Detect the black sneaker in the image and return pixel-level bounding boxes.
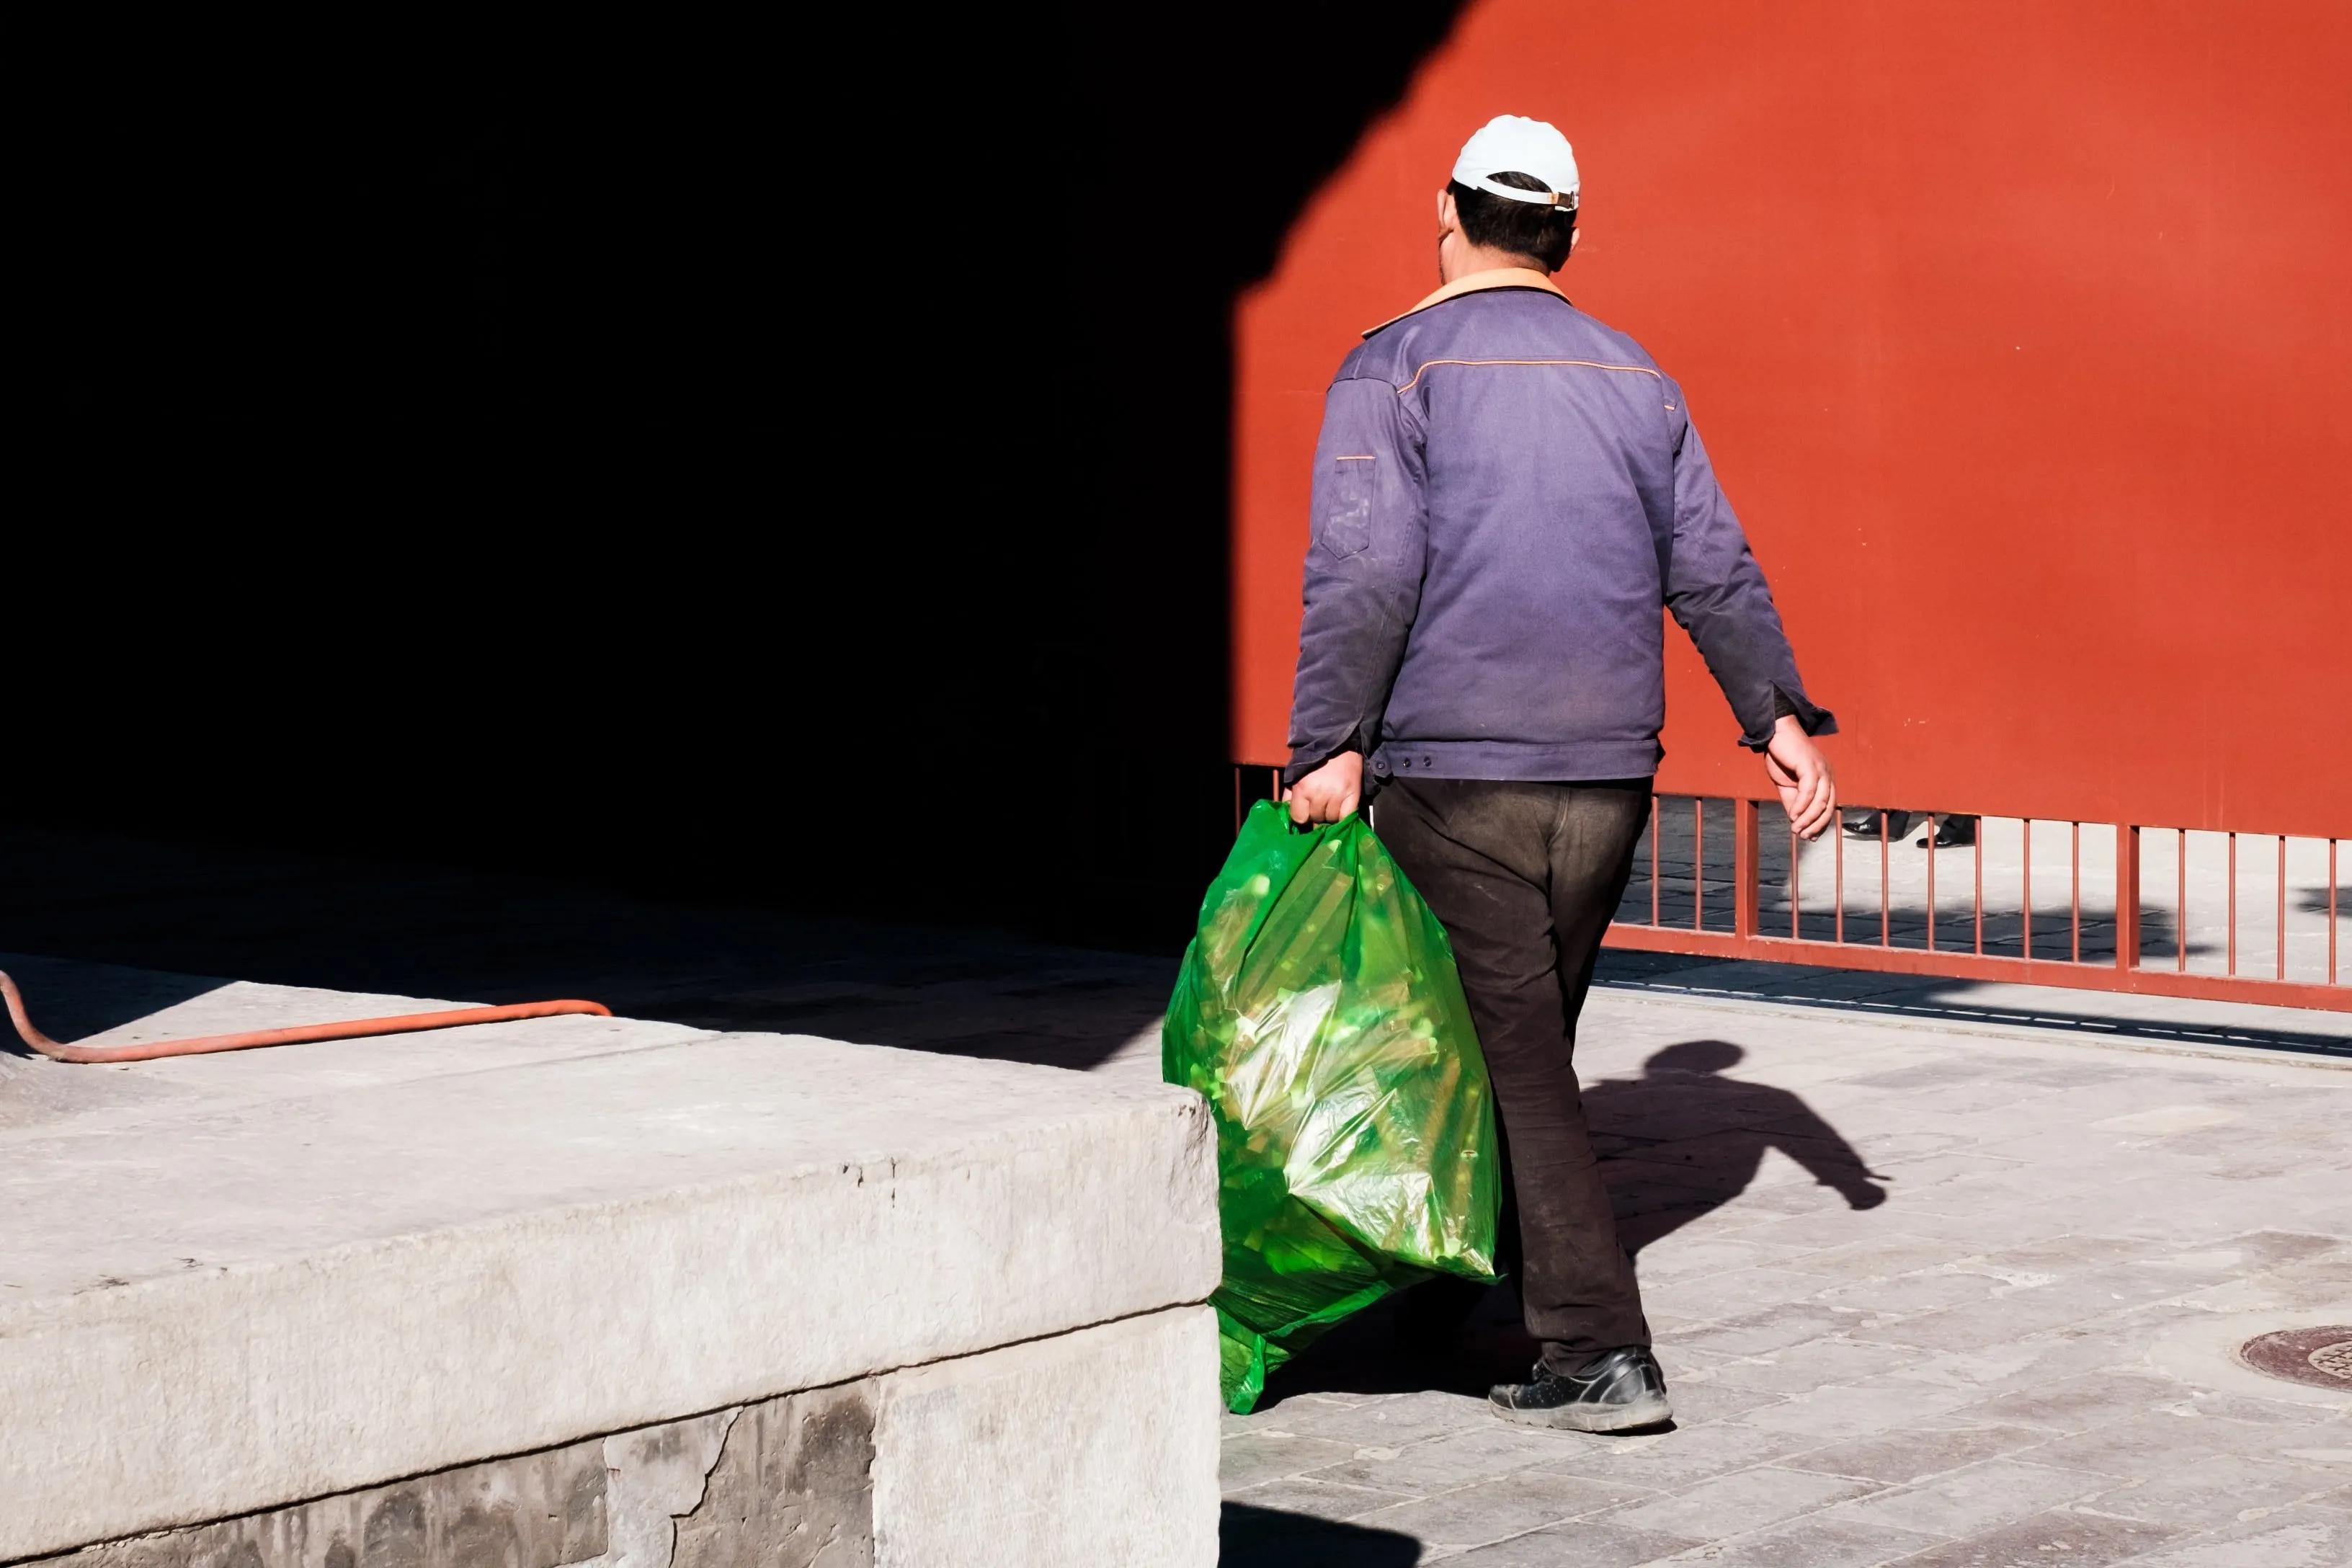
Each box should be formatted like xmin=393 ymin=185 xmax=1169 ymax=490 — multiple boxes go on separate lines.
xmin=1490 ymin=1348 xmax=1672 ymax=1432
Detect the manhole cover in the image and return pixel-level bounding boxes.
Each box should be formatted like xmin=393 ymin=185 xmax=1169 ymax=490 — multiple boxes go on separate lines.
xmin=2240 ymin=1327 xmax=2352 ymax=1391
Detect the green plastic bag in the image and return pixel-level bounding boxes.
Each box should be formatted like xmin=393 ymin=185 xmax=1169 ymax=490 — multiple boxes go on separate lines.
xmin=1164 ymin=799 xmax=1500 ymax=1412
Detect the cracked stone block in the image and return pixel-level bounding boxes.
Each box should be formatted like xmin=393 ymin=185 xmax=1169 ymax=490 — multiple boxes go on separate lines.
xmin=674 ymin=1383 xmax=877 ymax=1568
xmin=24 ymin=1439 xmax=608 ymax=1568
xmin=24 ymin=1313 xmax=1213 ymax=1568
xmin=1 ymin=1016 xmax=1216 ymax=1563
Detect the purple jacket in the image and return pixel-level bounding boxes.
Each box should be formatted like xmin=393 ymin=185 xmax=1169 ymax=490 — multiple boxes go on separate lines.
xmin=1285 ymin=270 xmax=1832 ymax=788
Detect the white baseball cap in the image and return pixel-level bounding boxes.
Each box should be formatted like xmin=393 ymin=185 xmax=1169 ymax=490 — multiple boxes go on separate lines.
xmin=1451 ymin=115 xmax=1579 ymax=212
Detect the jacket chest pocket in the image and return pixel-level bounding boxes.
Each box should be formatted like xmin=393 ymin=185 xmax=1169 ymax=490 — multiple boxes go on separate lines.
xmin=1319 ymin=457 xmax=1376 ymax=558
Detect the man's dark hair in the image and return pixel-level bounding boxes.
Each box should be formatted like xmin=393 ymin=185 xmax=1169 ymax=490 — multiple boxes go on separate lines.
xmin=1448 ymin=169 xmax=1577 ymax=272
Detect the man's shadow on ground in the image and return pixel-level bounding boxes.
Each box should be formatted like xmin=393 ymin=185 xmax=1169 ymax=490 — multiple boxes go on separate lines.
xmin=1259 ymin=1038 xmax=1887 ymax=1406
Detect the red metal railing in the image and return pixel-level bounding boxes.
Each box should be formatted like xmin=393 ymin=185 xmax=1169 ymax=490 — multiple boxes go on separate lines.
xmin=1604 ymin=794 xmax=2346 ymax=1012
xmin=1234 ymin=769 xmax=2348 ymax=1013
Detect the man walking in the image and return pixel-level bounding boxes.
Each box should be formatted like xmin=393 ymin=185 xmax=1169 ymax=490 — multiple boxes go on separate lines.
xmin=1283 ymin=115 xmax=1838 ymax=1431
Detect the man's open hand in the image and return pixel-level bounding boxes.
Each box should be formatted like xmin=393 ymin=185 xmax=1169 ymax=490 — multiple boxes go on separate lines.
xmin=1286 ymin=752 xmax=1363 ymax=824
xmin=1764 ymin=716 xmax=1837 ymax=839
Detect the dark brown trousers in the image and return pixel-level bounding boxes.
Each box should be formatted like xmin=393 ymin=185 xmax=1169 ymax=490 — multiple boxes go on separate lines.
xmin=1371 ymin=775 xmax=1652 ymax=1369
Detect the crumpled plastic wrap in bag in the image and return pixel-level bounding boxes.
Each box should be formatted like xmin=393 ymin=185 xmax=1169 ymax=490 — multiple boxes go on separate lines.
xmin=1164 ymin=799 xmax=1500 ymax=1412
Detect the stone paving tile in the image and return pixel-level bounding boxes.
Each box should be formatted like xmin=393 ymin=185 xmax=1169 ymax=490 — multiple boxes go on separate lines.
xmin=1848 ymin=1128 xmax=1974 ymax=1160
xmin=2138 ymin=1230 xmax=2346 ymax=1281
xmin=1300 ymin=1423 xmax=1590 ymax=1493
xmin=1221 ymin=1473 xmax=1420 ymax=1522
xmin=1995 ymin=1414 xmax=2224 ymax=1479
xmin=1813 ymin=1267 xmax=2013 ymax=1319
xmin=2115 ymin=1504 xmax=2348 ymax=1566
xmin=2044 ymin=1195 xmax=2322 ymax=1252
xmin=1662 ymin=1379 xmax=1791 ymax=1427
xmin=1736 ymin=1377 xmax=1980 ymax=1441
xmin=1646 ymin=1208 xmax=1793 ymax=1250
xmin=1353 ymin=1471 xmax=1663 ymax=1555
xmin=1883 ymin=1321 xmax=2178 ymax=1398
xmin=1768 ymin=1232 xmax=1982 ymax=1280
xmin=1870 ymin=1202 xmax=2095 ymax=1251
xmin=2169 ymin=1387 xmax=2352 ymax=1428
xmin=1962 ymin=1232 xmax=2172 ymax=1274
xmin=1843 ymin=1273 xmax=2184 ymax=1352
xmin=1597 ymin=1465 xmax=1882 ymax=1540
xmin=1722 ymin=1212 xmax=1951 ymax=1255
xmin=1825 ymin=1457 xmax=2110 ymax=1536
xmin=1261 ymin=1389 xmax=1493 ymax=1446
xmin=1676 ymin=1304 xmax=1856 ymax=1358
xmin=1651 ymin=1342 xmax=1739 ymax=1383
xmin=1642 ymin=1266 xmax=1842 ymax=1319
xmin=1649 ymin=1515 xmax=1946 ymax=1566
xmin=2276 ymin=1435 xmax=2352 ymax=1471
xmin=1777 ymin=1422 xmax=2054 ymax=1484
xmin=2206 ymin=1251 xmax=2352 ymax=1312
xmin=1448 ymin=1520 xmax=1701 ymax=1566
xmin=1536 ymin=1422 xmax=1827 ymax=1490
xmin=1877 ymin=1507 xmax=2182 ymax=1567
xmin=2080 ymin=1452 xmax=2347 ymax=1527
xmin=1229 ymin=1391 xmax=1377 ymax=1431
xmin=1709 ymin=1180 xmax=1871 ymax=1221
xmin=1697 ymin=1337 xmax=1924 ymax=1394
xmin=1634 ymin=1237 xmax=1819 ymax=1281
xmin=1218 ymin=1430 xmax=1361 ymax=1490
xmin=1857 ymin=1152 xmax=2028 ymax=1189
xmin=1943 ymin=1370 xmax=2188 ymax=1434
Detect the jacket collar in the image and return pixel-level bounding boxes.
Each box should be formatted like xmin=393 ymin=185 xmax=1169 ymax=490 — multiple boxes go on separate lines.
xmin=1363 ymin=267 xmax=1569 ymax=338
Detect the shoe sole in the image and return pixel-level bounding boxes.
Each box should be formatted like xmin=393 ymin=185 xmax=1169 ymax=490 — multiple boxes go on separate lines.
xmin=1489 ymin=1391 xmax=1673 ymax=1433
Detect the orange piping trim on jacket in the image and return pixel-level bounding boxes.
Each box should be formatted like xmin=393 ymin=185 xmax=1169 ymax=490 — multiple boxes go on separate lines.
xmin=1395 ymin=357 xmax=1664 ymax=396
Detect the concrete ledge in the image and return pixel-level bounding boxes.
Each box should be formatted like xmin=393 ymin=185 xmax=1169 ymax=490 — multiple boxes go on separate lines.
xmin=1 ymin=979 xmax=1219 ymax=1562
xmin=24 ymin=1307 xmax=1219 ymax=1568
xmin=872 ymin=1307 xmax=1219 ymax=1567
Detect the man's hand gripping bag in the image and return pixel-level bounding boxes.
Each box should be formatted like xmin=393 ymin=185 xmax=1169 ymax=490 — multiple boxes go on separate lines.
xmin=1164 ymin=800 xmax=1500 ymax=1412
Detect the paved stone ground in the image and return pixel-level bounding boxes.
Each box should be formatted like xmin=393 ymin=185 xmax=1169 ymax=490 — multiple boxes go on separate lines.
xmin=4 ymin=821 xmax=2347 ymax=1566
xmin=1211 ymin=986 xmax=2352 ymax=1567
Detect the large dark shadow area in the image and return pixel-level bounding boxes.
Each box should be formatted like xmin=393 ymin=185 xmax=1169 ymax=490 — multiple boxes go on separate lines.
xmin=1258 ymin=1039 xmax=1884 ymax=1407
xmin=1220 ymin=1503 xmax=1420 ymax=1567
xmin=16 ymin=8 xmax=1467 ymax=952
xmin=0 ymin=822 xmax=1176 ymax=1073
xmin=0 ymin=954 xmax=226 ymax=1054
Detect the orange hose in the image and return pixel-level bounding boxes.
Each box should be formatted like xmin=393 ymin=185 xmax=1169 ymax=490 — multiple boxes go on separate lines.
xmin=0 ymin=968 xmax=612 ymax=1064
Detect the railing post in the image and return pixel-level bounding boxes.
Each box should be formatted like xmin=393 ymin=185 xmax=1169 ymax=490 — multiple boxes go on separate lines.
xmin=1734 ymin=798 xmax=1760 ymax=941
xmin=2116 ymin=823 xmax=2141 ymax=974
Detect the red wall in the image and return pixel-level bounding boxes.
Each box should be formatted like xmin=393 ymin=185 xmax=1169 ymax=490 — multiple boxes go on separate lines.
xmin=1233 ymin=0 xmax=2351 ymax=837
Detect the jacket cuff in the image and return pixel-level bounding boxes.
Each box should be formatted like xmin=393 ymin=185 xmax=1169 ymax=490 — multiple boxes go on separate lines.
xmin=1747 ymin=685 xmax=1838 ymax=750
